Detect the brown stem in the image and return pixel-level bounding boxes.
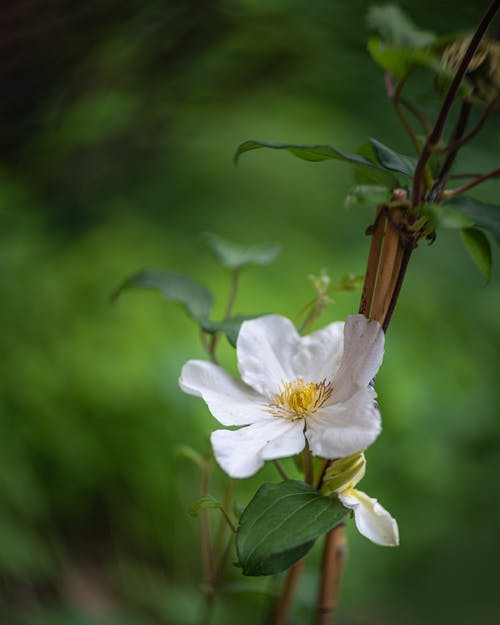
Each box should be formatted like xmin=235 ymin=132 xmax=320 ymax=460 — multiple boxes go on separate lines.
xmin=303 ymin=444 xmax=314 ymax=486
xmin=371 ymin=207 xmax=404 ymax=323
xmin=359 ymin=207 xmax=385 ymax=318
xmin=382 ymin=235 xmax=416 ymax=332
xmin=208 ymin=268 xmax=241 ymax=362
xmin=269 ymin=559 xmax=306 ymax=625
xmin=438 ymin=94 xmax=499 ymax=155
xmin=273 ymin=460 xmax=289 ymax=481
xmin=444 ymin=166 xmax=500 ymax=197
xmin=316 ymin=525 xmax=346 ymax=625
xmin=430 ymin=101 xmax=472 ymax=201
xmin=412 ymin=0 xmax=500 ymax=206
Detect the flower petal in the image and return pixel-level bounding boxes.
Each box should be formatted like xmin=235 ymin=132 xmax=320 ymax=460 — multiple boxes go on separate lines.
xmin=291 ymin=321 xmax=344 ymax=382
xmin=339 ymin=488 xmax=399 ymax=546
xmin=211 ymin=419 xmax=305 ymax=479
xmin=179 ymin=360 xmax=269 ymax=426
xmin=237 ymin=315 xmax=301 ymax=397
xmin=332 ymin=314 xmax=384 ymax=404
xmin=305 ymin=387 xmax=381 ymax=458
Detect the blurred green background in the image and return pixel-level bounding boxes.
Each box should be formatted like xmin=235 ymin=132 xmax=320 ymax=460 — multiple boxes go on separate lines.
xmin=1 ymin=1 xmax=499 ymax=624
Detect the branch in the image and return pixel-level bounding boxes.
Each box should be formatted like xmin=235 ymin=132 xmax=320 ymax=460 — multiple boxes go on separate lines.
xmin=444 ymin=166 xmax=500 ymax=197
xmin=412 ymin=0 xmax=500 ymax=206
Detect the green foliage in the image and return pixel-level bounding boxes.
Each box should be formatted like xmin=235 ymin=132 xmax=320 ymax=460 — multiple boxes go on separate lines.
xmin=234 ymin=140 xmax=399 ymax=188
xmin=201 ymin=315 xmax=265 ymax=347
xmin=236 ymin=481 xmax=347 ymax=576
xmin=345 ymin=184 xmax=390 ymax=210
xmin=446 ymin=196 xmax=500 ymax=245
xmin=204 ymin=232 xmax=280 ymax=270
xmin=354 ymin=141 xmax=401 ymax=187
xmin=189 ymin=495 xmax=223 ymax=517
xmin=367 ymin=5 xmax=435 ymax=49
xmin=366 ymin=4 xmax=473 ymax=97
xmin=369 ymin=138 xmax=416 ymax=178
xmin=460 ymin=228 xmax=492 ymax=282
xmin=112 ymin=270 xmax=213 ymax=323
xmin=422 ymin=203 xmax=474 ymax=230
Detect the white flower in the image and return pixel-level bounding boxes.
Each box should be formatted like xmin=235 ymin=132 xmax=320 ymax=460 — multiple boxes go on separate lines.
xmin=179 ymin=313 xmax=384 ymax=479
xmin=323 ymin=452 xmax=399 ymax=547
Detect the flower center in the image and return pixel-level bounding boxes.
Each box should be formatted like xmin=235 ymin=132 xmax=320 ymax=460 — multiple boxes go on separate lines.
xmin=267 ymin=377 xmax=333 ymax=420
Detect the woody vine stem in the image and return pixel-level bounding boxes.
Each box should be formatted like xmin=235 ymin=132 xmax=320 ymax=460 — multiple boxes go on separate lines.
xmin=269 ymin=2 xmax=500 ymax=624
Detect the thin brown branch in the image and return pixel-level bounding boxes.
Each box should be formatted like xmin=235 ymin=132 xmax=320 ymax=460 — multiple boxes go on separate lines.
xmin=412 ymin=0 xmax=500 ymax=206
xmin=444 ymin=166 xmax=500 ymax=197
xmin=303 ymin=444 xmax=314 ymax=486
xmin=430 ymin=101 xmax=472 ymax=201
xmin=269 ymin=559 xmax=306 ymax=625
xmin=316 ymin=525 xmax=346 ymax=625
xmin=273 ymin=460 xmax=289 ymax=481
xmin=438 ymin=94 xmax=499 ymax=155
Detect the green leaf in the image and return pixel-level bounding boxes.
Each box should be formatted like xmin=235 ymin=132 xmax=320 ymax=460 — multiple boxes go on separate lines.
xmin=369 ymin=139 xmax=416 ymax=178
xmin=234 ymin=140 xmax=399 ymax=188
xmin=189 ymin=495 xmax=223 ymax=518
xmin=345 ymin=185 xmax=390 ymax=210
xmin=201 ymin=314 xmax=266 ymax=347
xmin=204 ymin=232 xmax=280 ymax=270
xmin=445 ymin=196 xmax=500 ymax=245
xmin=422 ymin=203 xmax=474 ymax=230
xmin=112 ymin=270 xmax=213 ymax=322
xmin=367 ymin=5 xmax=435 ymax=49
xmin=367 ymin=38 xmax=473 ymax=97
xmin=461 ymin=228 xmax=492 ymax=282
xmin=354 ymin=142 xmax=400 ymax=188
xmin=236 ymin=480 xmax=347 ymax=576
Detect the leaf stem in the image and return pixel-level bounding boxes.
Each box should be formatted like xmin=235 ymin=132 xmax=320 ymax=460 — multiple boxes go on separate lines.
xmin=411 ymin=0 xmax=500 ymax=206
xmin=303 ymin=444 xmax=314 ymax=486
xmin=207 ymin=268 xmax=241 ymax=361
xmin=273 ymin=460 xmax=289 ymax=481
xmin=443 ymin=166 xmax=500 ymax=197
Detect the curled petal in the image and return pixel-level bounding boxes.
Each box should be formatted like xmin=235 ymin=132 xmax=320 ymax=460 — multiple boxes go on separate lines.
xmin=237 ymin=315 xmax=301 ymax=398
xmin=211 ymin=419 xmax=305 ymax=479
xmin=179 ymin=360 xmax=268 ymax=426
xmin=305 ymin=387 xmax=381 ymax=459
xmin=332 ymin=314 xmax=384 ymax=404
xmin=291 ymin=321 xmax=344 ymax=382
xmin=339 ymin=488 xmax=399 ymax=547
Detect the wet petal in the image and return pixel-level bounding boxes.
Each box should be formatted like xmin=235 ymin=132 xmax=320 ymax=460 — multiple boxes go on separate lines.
xmin=339 ymin=488 xmax=399 ymax=546
xmin=305 ymin=387 xmax=381 ymax=458
xmin=211 ymin=419 xmax=305 ymax=479
xmin=179 ymin=360 xmax=268 ymax=426
xmin=332 ymin=314 xmax=384 ymax=404
xmin=237 ymin=315 xmax=301 ymax=397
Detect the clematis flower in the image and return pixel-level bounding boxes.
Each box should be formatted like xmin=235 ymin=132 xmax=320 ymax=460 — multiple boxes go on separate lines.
xmin=322 ymin=452 xmax=399 ymax=547
xmin=179 ymin=313 xmax=384 ymax=479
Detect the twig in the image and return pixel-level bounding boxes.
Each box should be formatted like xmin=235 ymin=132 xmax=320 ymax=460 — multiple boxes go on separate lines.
xmin=412 ymin=0 xmax=500 ymax=206
xmin=273 ymin=460 xmax=289 ymax=481
xmin=269 ymin=559 xmax=306 ymax=625
xmin=430 ymin=101 xmax=472 ymax=201
xmin=444 ymin=166 xmax=500 ymax=197
xmin=303 ymin=444 xmax=314 ymax=486
xmin=316 ymin=525 xmax=346 ymax=625
xmin=208 ymin=268 xmax=241 ymax=361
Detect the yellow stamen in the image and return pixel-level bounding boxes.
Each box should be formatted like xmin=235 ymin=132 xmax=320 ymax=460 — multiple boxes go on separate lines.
xmin=266 ymin=377 xmax=333 ymax=420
